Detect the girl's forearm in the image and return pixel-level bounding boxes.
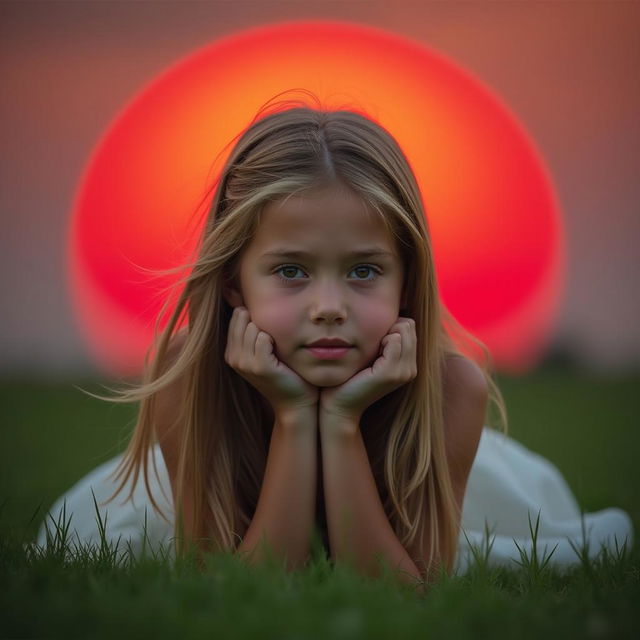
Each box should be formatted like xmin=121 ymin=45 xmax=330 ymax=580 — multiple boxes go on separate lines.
xmin=236 ymin=407 xmax=317 ymax=571
xmin=319 ymin=414 xmax=424 ymax=589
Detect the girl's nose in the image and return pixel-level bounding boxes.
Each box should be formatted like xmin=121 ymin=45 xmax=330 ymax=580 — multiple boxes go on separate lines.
xmin=309 ymin=281 xmax=347 ymax=323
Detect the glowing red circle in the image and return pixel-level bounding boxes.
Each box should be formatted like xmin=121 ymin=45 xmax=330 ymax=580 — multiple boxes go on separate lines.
xmin=69 ymin=20 xmax=565 ymax=376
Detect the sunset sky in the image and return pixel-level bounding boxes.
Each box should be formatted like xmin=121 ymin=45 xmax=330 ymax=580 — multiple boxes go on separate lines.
xmin=1 ymin=0 xmax=638 ymax=375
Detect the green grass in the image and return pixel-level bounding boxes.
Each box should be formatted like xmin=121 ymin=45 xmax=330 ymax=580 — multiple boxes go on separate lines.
xmin=1 ymin=366 xmax=639 ymax=638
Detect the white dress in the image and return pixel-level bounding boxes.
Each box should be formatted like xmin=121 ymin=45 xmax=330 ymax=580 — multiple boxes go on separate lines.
xmin=34 ymin=427 xmax=634 ymax=575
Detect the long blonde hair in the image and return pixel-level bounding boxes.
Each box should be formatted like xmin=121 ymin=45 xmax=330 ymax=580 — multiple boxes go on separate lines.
xmin=92 ymin=91 xmax=508 ymax=577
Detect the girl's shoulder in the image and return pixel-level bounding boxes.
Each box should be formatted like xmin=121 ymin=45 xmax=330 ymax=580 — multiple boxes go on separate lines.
xmin=441 ymin=353 xmax=488 ymax=465
xmin=442 ymin=353 xmax=488 ymax=400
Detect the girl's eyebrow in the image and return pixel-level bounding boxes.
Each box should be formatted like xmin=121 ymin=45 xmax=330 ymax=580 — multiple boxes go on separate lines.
xmin=259 ymin=247 xmax=395 ymax=260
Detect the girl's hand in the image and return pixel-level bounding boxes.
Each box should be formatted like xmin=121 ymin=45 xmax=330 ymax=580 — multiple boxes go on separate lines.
xmin=224 ymin=306 xmax=319 ymax=417
xmin=319 ymin=317 xmax=418 ymax=426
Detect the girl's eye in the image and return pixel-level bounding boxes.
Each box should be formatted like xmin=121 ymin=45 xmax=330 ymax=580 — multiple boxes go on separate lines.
xmin=350 ymin=265 xmax=380 ymax=280
xmin=275 ymin=264 xmax=382 ymax=284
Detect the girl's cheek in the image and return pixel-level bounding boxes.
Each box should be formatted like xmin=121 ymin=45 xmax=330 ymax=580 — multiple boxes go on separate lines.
xmin=360 ymin=302 xmax=398 ymax=337
xmin=250 ymin=302 xmax=297 ymax=341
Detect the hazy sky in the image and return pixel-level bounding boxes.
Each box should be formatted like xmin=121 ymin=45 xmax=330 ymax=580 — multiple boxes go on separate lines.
xmin=1 ymin=0 xmax=638 ymax=375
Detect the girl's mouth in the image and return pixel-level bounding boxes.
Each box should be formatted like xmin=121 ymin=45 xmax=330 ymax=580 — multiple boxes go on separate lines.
xmin=306 ymin=346 xmax=352 ymax=360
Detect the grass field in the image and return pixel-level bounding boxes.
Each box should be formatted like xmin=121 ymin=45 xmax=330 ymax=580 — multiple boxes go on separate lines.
xmin=1 ymin=365 xmax=639 ymax=638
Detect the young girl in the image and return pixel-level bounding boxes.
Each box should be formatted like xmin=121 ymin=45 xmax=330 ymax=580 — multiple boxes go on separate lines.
xmin=36 ymin=95 xmax=633 ymax=586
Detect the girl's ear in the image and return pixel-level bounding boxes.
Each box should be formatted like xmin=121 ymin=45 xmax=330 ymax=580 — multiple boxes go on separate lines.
xmin=222 ymin=274 xmax=245 ymax=309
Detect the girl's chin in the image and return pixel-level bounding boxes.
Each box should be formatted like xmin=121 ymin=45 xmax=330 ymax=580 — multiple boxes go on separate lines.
xmin=305 ymin=376 xmax=352 ymax=388
xmin=291 ymin=365 xmax=358 ymax=388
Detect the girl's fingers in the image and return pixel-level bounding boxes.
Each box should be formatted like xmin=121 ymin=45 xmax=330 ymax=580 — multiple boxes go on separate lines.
xmin=399 ymin=323 xmax=411 ymax=359
xmin=385 ymin=333 xmax=402 ymax=348
xmin=229 ymin=307 xmax=251 ymax=364
xmin=256 ymin=331 xmax=274 ymax=365
xmin=398 ymin=321 xmax=417 ymax=377
xmin=392 ymin=319 xmax=416 ymax=357
xmin=383 ymin=322 xmax=416 ymax=378
xmin=231 ymin=307 xmax=247 ymax=350
xmin=392 ymin=333 xmax=403 ymax=358
xmin=381 ymin=333 xmax=401 ymax=363
xmin=226 ymin=308 xmax=239 ymax=363
xmin=243 ymin=321 xmax=259 ymax=356
xmin=232 ymin=308 xmax=269 ymax=370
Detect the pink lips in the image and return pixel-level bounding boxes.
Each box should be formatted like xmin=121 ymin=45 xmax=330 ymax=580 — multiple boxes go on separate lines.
xmin=306 ymin=346 xmax=352 ymax=360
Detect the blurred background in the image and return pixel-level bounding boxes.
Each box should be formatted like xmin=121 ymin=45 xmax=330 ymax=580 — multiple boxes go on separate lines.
xmin=1 ymin=0 xmax=638 ymax=377
xmin=0 ymin=1 xmax=638 ymax=541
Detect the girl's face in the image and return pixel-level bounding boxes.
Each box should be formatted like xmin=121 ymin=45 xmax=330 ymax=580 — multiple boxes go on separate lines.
xmin=224 ymin=182 xmax=406 ymax=388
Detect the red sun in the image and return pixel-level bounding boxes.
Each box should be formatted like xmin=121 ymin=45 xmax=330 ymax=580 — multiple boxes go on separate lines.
xmin=69 ymin=20 xmax=565 ymax=377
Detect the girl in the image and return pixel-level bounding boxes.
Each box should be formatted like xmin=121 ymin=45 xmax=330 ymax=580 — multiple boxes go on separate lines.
xmin=36 ymin=94 xmax=633 ymax=586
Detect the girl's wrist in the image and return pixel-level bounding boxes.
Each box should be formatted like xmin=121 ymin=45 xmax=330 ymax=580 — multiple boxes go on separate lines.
xmin=274 ymin=404 xmax=318 ymax=432
xmin=318 ymin=407 xmax=361 ymax=439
